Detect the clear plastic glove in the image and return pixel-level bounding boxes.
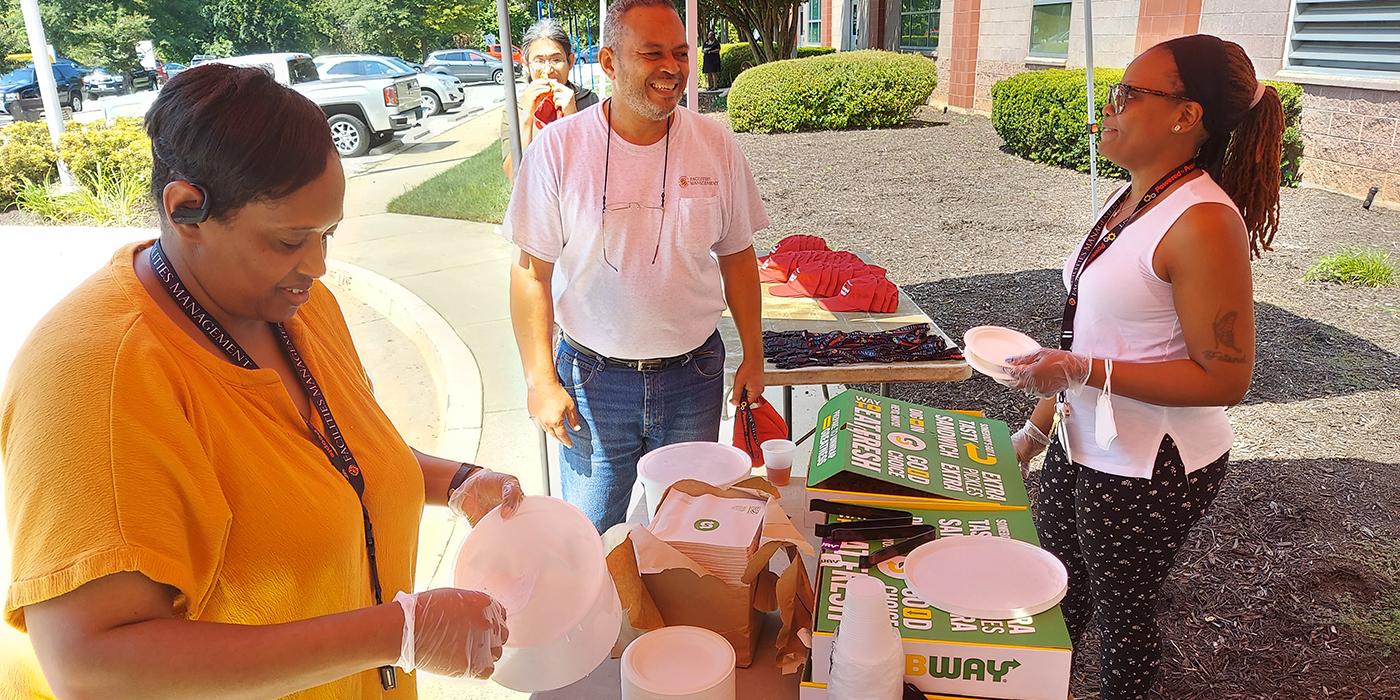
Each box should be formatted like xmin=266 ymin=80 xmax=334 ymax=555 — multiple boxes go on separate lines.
xmin=448 ymin=468 xmax=524 ymax=525
xmin=1004 ymin=349 xmax=1093 ymax=399
xmin=393 ymin=589 xmax=508 ymax=679
xmin=1012 ymin=420 xmax=1051 ymax=478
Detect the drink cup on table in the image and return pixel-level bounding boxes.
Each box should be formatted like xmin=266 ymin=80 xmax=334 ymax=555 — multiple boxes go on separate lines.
xmin=760 ymin=439 xmax=796 ymax=486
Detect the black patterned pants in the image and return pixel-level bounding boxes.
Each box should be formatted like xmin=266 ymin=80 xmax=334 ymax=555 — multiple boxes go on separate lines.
xmin=1034 ymin=435 xmax=1228 ymax=700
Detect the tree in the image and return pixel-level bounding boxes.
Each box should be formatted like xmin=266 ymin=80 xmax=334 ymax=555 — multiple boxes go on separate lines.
xmin=709 ymin=0 xmax=800 ymax=64
xmin=202 ymin=0 xmax=318 ymax=54
xmin=67 ymin=9 xmax=153 ymax=71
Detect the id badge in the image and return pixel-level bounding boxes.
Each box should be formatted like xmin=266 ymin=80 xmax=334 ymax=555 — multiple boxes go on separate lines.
xmin=1053 ymin=396 xmax=1072 ymax=465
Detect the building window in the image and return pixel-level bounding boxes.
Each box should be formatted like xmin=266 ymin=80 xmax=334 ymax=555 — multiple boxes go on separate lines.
xmin=807 ymin=0 xmax=823 ymax=46
xmin=900 ymin=0 xmax=940 ymax=53
xmin=1287 ymin=0 xmax=1400 ymax=79
xmin=1029 ymin=0 xmax=1072 ymax=58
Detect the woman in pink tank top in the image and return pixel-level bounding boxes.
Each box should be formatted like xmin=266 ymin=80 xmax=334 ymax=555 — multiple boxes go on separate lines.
xmin=1000 ymin=35 xmax=1286 ymax=700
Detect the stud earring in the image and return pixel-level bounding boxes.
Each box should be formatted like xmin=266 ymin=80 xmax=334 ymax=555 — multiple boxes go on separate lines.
xmin=1172 ymin=125 xmax=1182 ymax=133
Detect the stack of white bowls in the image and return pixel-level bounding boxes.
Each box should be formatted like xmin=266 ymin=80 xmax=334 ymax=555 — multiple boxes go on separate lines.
xmin=961 ymin=326 xmax=1042 ymax=382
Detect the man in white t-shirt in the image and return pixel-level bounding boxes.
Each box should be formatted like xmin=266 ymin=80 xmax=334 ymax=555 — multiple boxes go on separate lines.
xmin=503 ymin=0 xmax=769 ymax=532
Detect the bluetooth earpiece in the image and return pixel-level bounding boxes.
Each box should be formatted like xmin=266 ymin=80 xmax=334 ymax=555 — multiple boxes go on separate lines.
xmin=170 ymin=183 xmax=211 ymax=224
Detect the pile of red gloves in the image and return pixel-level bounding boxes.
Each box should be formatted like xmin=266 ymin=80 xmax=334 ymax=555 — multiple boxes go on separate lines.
xmin=757 ymin=234 xmax=898 ymax=313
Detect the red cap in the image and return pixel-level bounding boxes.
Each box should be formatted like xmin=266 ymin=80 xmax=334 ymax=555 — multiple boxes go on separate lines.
xmin=733 ymin=397 xmax=789 ymax=467
xmin=817 ymin=275 xmax=900 ymax=313
xmin=772 ymin=234 xmax=829 ymax=256
xmin=770 ymin=263 xmax=835 ymax=298
xmin=822 ymin=262 xmax=887 ymax=297
xmin=758 ymin=250 xmax=862 ymax=282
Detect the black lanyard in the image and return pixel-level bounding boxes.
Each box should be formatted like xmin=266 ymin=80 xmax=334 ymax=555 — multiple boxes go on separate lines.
xmin=1060 ymin=161 xmax=1197 ymax=351
xmin=148 ymin=241 xmax=398 ymax=691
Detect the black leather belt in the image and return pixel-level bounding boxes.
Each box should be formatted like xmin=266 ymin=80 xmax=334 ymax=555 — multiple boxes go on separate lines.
xmin=561 ymin=333 xmax=701 ymax=372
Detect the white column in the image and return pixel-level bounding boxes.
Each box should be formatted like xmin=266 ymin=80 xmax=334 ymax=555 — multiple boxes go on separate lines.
xmin=19 ymin=0 xmax=72 ymax=188
xmin=686 ymin=0 xmax=699 ymax=107
xmin=1083 ymin=0 xmax=1097 ymax=224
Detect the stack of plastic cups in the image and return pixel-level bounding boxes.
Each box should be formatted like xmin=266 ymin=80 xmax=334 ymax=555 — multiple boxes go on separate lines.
xmin=827 ymin=574 xmax=904 ymax=700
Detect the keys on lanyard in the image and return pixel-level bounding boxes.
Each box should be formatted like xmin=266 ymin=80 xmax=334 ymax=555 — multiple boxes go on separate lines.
xmin=148 ymin=241 xmax=398 ymax=691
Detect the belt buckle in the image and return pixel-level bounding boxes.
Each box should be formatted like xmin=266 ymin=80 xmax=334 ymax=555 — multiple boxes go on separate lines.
xmin=634 ymin=358 xmax=665 ymax=372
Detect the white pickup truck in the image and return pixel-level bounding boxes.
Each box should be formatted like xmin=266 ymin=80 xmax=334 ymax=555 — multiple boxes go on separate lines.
xmin=212 ymin=52 xmax=422 ymax=157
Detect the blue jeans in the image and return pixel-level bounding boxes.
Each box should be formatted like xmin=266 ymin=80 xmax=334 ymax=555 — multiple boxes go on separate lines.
xmin=556 ymin=331 xmax=726 ymax=533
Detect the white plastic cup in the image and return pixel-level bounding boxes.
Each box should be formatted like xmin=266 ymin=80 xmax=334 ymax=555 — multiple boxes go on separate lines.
xmin=835 ymin=574 xmax=898 ymax=655
xmin=759 ymin=438 xmax=796 ymax=486
xmin=638 ymin=442 xmax=754 ymax=520
xmin=621 ymin=626 xmax=737 ymax=700
xmin=829 ymin=574 xmax=903 ymax=700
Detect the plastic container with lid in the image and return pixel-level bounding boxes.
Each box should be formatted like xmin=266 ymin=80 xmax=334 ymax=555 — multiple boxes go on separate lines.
xmin=638 ymin=442 xmax=754 ymax=520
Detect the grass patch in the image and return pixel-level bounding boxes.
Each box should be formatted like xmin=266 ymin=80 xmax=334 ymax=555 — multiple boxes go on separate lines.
xmin=1340 ymin=547 xmax=1400 ymax=651
xmin=1305 ymin=249 xmax=1397 ymax=288
xmin=387 ymin=145 xmax=510 ymax=223
xmin=15 ymin=165 xmax=153 ymax=226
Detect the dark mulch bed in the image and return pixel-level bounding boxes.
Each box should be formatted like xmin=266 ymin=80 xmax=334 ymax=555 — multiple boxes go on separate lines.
xmin=731 ymin=107 xmax=1400 ymax=699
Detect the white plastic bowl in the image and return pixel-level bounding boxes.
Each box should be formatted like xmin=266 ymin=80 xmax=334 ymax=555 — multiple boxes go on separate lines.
xmin=638 ymin=442 xmax=754 ymax=520
xmin=622 ymin=626 xmax=737 ymax=700
xmin=454 ymin=496 xmax=621 ymax=692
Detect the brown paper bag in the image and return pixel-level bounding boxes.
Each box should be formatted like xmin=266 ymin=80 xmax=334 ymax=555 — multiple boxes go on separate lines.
xmin=605 ymin=478 xmax=815 ymax=671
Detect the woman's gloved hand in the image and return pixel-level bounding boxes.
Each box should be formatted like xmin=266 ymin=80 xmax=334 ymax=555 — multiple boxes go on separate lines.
xmin=448 ymin=468 xmax=524 ymax=525
xmin=393 ymin=589 xmax=508 ymax=679
xmin=1012 ymin=420 xmax=1051 ymax=479
xmin=1005 ymin=349 xmax=1093 ymax=398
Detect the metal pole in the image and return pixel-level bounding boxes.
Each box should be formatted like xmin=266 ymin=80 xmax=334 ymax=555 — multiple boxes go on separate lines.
xmin=499 ymin=0 xmax=523 ymax=173
xmin=686 ymin=0 xmax=698 ymax=107
xmin=1083 ymin=0 xmax=1097 ymax=224
xmin=19 ymin=0 xmax=72 ymax=188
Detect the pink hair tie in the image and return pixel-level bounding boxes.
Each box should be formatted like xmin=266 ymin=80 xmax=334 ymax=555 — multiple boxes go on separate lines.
xmin=1249 ymin=81 xmax=1266 ymax=109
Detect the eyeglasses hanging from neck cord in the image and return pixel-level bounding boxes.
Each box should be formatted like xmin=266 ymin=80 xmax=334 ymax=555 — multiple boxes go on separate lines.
xmin=600 ymin=98 xmax=673 ymax=272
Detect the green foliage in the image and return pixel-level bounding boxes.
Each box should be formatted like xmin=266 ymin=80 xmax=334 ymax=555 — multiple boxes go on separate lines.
xmin=15 ymin=163 xmax=153 ymax=226
xmin=201 ymin=37 xmax=235 ymax=60
xmin=388 ymin=144 xmax=510 ymax=223
xmin=202 ymin=0 xmax=319 ymax=54
xmin=703 ymin=42 xmax=835 ymax=89
xmin=1304 ymin=249 xmax=1397 ymax=288
xmin=729 ymin=50 xmax=937 ymax=134
xmin=991 ymin=69 xmax=1307 ymax=186
xmin=58 ymin=117 xmax=152 ymax=184
xmin=0 ymin=121 xmax=58 ymax=208
xmin=66 ymin=9 xmax=153 ymax=73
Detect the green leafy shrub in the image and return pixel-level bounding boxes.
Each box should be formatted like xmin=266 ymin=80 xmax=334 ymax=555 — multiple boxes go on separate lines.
xmin=701 ymin=43 xmax=837 ymax=89
xmin=59 ymin=117 xmax=152 ymax=183
xmin=15 ymin=163 xmax=153 ymax=226
xmin=729 ymin=51 xmax=937 ymax=134
xmin=990 ymin=68 xmax=1305 ymax=185
xmin=0 ymin=121 xmax=58 ymax=207
xmin=1304 ymin=249 xmax=1397 ymax=288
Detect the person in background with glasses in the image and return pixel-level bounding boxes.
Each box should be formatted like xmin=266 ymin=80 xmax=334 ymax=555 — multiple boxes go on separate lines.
xmin=501 ymin=19 xmax=601 ymax=177
xmin=1002 ymin=35 xmax=1284 ymax=699
xmin=504 ymin=0 xmax=769 ymax=533
xmin=1 ymin=64 xmax=523 ymax=698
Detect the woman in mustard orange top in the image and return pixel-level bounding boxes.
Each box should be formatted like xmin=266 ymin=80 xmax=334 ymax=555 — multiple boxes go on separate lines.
xmin=1 ymin=63 xmax=522 ymax=698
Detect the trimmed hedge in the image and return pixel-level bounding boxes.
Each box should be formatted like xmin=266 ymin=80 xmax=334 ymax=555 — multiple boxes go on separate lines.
xmin=0 ymin=121 xmax=57 ymax=207
xmin=58 ymin=117 xmax=152 ymax=184
xmin=729 ymin=50 xmax=937 ymax=134
xmin=700 ymin=43 xmax=837 ymax=89
xmin=990 ymin=68 xmax=1305 ymax=186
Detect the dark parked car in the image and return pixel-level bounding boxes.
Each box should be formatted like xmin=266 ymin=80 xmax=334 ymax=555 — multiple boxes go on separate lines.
xmin=1 ymin=63 xmax=85 ymax=120
xmin=81 ymin=66 xmax=156 ymax=99
xmin=423 ymin=48 xmax=519 ymax=84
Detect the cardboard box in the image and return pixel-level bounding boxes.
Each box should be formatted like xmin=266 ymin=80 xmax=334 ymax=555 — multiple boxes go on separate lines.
xmin=607 ymin=478 xmax=815 ymax=671
xmin=806 ymin=390 xmax=1029 ymax=510
xmin=799 ymin=662 xmax=966 ymax=700
xmin=811 ymin=505 xmax=1072 ymax=700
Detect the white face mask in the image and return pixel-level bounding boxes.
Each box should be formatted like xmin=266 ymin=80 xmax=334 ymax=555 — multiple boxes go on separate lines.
xmin=1095 ymin=358 xmax=1118 ymax=450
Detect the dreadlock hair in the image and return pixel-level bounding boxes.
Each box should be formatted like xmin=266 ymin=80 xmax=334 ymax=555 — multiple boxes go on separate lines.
xmin=1161 ymin=35 xmax=1284 ymax=259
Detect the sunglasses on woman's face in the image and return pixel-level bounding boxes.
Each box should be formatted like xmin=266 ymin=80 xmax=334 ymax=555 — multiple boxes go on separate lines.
xmin=1108 ymin=83 xmax=1190 ymax=114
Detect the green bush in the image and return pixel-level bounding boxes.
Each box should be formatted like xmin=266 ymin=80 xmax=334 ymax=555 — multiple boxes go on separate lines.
xmin=15 ymin=164 xmax=153 ymax=226
xmin=59 ymin=117 xmax=152 ymax=184
xmin=1304 ymin=249 xmax=1396 ymax=288
xmin=0 ymin=121 xmax=58 ymax=207
xmin=729 ymin=51 xmax=937 ymax=134
xmin=990 ymin=68 xmax=1305 ymax=186
xmin=701 ymin=43 xmax=837 ymax=89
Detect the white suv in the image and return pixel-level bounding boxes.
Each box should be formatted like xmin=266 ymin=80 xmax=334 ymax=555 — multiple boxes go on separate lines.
xmin=315 ymin=54 xmax=465 ymax=117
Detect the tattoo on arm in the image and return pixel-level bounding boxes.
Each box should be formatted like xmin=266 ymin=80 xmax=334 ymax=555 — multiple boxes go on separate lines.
xmin=1204 ymin=309 xmax=1247 ymax=364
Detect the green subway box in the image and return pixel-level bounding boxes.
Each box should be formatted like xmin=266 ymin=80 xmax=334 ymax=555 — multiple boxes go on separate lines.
xmin=810 ymin=506 xmax=1072 ymax=700
xmin=806 ymin=390 xmax=1029 ymax=510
